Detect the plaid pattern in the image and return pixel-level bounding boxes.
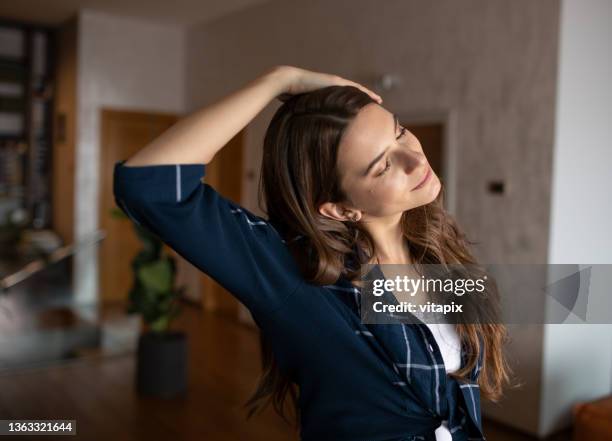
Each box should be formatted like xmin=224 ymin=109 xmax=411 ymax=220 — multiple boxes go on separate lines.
xmin=113 ymin=161 xmax=486 ymax=441
xmin=328 ymin=270 xmax=485 ymax=441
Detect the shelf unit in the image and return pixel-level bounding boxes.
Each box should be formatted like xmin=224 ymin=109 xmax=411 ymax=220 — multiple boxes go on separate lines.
xmin=0 ymin=19 xmax=55 ymax=230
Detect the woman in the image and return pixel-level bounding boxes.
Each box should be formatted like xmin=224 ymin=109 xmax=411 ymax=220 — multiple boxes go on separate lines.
xmin=113 ymin=65 xmax=510 ymax=441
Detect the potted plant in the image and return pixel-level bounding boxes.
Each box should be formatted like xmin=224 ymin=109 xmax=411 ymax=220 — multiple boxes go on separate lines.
xmin=111 ymin=208 xmax=188 ymax=399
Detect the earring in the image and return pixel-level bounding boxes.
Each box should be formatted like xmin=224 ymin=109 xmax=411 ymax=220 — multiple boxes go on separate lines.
xmin=343 ymin=210 xmax=360 ymax=223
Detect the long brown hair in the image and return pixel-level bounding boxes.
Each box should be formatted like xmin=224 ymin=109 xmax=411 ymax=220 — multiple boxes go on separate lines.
xmin=244 ymin=85 xmax=511 ymax=427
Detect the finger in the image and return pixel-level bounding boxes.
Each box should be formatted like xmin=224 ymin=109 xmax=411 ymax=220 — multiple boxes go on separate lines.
xmin=341 ymin=79 xmax=383 ymax=103
xmin=354 ymin=84 xmax=383 ymax=103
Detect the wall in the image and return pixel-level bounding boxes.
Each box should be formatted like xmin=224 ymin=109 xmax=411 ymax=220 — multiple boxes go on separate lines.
xmin=186 ymin=0 xmax=560 ymax=265
xmin=541 ymin=0 xmax=612 ymax=436
xmin=74 ymin=9 xmax=186 ymax=312
xmin=185 ymin=0 xmax=560 ymax=434
xmin=547 ymin=4 xmax=612 ymax=264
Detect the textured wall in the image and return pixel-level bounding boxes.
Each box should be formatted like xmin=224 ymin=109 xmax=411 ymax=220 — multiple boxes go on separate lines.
xmin=74 ymin=9 xmax=185 ymax=311
xmin=185 ymin=0 xmax=560 ymax=434
xmin=186 ymin=0 xmax=559 ymax=266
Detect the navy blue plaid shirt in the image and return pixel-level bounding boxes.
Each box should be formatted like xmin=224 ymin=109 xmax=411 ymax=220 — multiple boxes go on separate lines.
xmin=113 ymin=160 xmax=485 ymax=441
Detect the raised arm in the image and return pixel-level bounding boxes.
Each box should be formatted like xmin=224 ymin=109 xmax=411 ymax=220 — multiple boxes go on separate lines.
xmin=114 ymin=66 xmax=381 ymax=313
xmin=123 ymin=65 xmax=382 ymax=167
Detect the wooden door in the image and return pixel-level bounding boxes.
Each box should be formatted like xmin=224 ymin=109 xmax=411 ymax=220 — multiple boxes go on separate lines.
xmin=404 ymin=122 xmax=444 ymax=179
xmin=99 ymin=108 xmax=245 ymax=319
xmin=99 ymin=109 xmax=178 ymax=303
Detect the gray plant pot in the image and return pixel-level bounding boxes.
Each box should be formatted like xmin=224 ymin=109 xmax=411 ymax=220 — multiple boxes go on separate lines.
xmin=136 ymin=331 xmax=188 ymax=398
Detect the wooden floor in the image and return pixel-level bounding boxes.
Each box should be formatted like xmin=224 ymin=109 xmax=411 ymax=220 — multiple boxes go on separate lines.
xmin=0 ymin=304 xmax=298 ymax=441
xmin=0 ymin=303 xmax=572 ymax=441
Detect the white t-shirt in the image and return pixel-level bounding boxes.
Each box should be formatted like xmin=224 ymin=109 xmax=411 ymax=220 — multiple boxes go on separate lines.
xmin=425 ymin=322 xmax=462 ymax=441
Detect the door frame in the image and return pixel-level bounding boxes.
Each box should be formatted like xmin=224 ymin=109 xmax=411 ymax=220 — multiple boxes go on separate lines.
xmin=397 ymin=109 xmax=458 ymax=215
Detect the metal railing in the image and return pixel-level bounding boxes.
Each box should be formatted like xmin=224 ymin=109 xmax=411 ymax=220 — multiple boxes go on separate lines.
xmin=0 ymin=230 xmax=106 ymax=292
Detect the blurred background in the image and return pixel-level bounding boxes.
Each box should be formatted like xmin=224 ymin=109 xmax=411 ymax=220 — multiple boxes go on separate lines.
xmin=0 ymin=0 xmax=610 ymax=440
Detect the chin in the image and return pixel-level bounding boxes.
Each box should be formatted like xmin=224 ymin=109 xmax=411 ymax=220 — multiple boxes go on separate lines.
xmin=401 ymin=175 xmax=443 ymax=210
xmin=422 ymin=174 xmax=442 ymax=204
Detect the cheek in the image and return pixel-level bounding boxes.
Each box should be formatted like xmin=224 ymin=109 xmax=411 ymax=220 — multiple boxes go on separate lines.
xmin=377 ymin=173 xmax=410 ymax=198
xmin=348 ymin=172 xmax=437 ymax=216
xmin=362 ymin=175 xmax=410 ymax=208
xmin=370 ymin=172 xmax=439 ymax=213
xmin=347 ymin=186 xmax=390 ymax=211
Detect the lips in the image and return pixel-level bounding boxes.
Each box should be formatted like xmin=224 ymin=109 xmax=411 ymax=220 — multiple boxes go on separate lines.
xmin=411 ymin=167 xmax=431 ymax=191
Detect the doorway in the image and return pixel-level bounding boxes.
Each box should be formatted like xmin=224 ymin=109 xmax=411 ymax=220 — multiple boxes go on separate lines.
xmin=98 ymin=109 xmax=179 ymax=304
xmin=98 ymin=108 xmax=245 ymax=323
xmin=400 ymin=113 xmax=456 ymax=213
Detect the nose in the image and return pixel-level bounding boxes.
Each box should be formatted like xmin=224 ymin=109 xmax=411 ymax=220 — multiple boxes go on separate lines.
xmin=399 ymin=149 xmax=426 ymax=175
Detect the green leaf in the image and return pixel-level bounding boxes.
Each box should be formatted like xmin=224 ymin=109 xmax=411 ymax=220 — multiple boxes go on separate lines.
xmin=117 ymin=203 xmax=186 ymax=331
xmin=137 ymin=259 xmax=173 ymax=293
xmin=110 ymin=207 xmax=128 ymax=219
xmin=150 ymin=316 xmax=169 ymax=333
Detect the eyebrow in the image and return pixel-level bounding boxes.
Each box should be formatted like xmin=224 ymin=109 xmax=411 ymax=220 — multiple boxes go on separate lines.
xmin=362 ymin=114 xmax=399 ymax=177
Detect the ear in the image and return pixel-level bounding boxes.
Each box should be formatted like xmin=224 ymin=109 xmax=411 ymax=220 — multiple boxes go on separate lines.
xmin=319 ymin=201 xmax=360 ymax=222
xmin=318 ymin=201 xmax=347 ymax=221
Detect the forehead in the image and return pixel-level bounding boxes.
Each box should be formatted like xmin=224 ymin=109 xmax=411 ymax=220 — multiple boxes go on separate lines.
xmin=338 ymin=103 xmax=394 ymax=177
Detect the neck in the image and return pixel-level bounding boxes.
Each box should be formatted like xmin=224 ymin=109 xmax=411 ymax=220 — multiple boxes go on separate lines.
xmin=363 ymin=212 xmax=412 ymax=265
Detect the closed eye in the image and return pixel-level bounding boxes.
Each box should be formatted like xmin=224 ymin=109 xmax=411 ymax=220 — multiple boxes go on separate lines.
xmin=377 ymin=126 xmax=407 ymax=177
xmin=397 ymin=126 xmax=407 ymax=139
xmin=377 ymin=158 xmax=391 ymax=177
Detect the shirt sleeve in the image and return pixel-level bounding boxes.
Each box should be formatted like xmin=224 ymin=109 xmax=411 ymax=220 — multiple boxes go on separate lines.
xmin=112 ymin=159 xmax=304 ymax=313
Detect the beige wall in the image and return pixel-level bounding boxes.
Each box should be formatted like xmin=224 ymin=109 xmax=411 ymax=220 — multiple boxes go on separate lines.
xmin=74 ymin=9 xmax=186 ymax=311
xmin=185 ymin=0 xmax=560 ymax=434
xmin=186 ymin=0 xmax=560 ymax=265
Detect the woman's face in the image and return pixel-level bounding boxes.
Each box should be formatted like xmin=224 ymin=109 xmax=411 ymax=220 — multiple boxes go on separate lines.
xmin=326 ymin=103 xmax=441 ymax=221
